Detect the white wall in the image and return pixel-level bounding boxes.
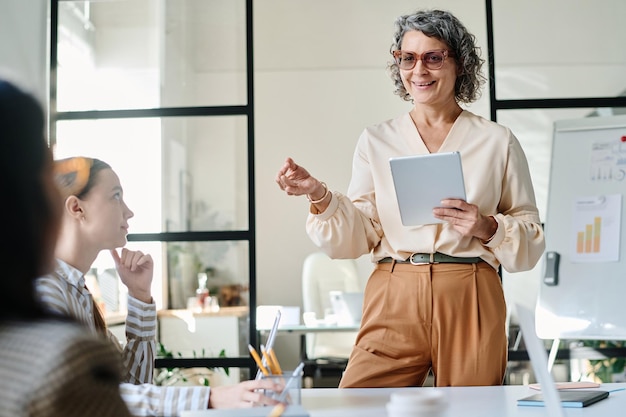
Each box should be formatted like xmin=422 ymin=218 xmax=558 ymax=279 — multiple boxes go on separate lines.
xmin=0 ymin=0 xmax=48 ymax=103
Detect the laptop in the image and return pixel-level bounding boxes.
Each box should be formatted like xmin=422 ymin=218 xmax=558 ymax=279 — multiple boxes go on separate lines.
xmin=515 ymin=303 xmax=609 ymax=411
xmin=389 ymin=152 xmax=466 ymax=226
xmin=329 ymin=291 xmax=363 ymax=326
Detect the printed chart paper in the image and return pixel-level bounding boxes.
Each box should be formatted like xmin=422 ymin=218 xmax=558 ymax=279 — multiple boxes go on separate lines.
xmin=570 ymin=194 xmax=621 ymax=262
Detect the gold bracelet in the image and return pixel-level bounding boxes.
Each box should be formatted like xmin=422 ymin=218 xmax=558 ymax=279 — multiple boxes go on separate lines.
xmin=481 ymin=217 xmax=498 ymax=244
xmin=307 ymin=182 xmax=329 ymax=204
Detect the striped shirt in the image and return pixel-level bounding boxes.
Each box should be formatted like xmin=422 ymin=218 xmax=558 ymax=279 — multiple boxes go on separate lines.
xmin=0 ymin=319 xmax=131 ymax=417
xmin=35 ymin=259 xmax=210 ymax=416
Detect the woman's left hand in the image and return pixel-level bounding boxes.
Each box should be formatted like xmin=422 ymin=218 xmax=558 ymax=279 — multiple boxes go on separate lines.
xmin=208 ymin=379 xmax=282 ymax=409
xmin=111 ymin=248 xmax=154 ymax=303
xmin=433 ymin=199 xmax=497 ymax=241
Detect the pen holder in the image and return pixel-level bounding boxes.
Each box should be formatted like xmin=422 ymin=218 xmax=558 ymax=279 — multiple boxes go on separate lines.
xmin=261 ymin=370 xmax=303 ymax=405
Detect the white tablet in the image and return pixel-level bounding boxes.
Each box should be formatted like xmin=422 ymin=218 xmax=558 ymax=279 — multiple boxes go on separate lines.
xmin=389 ymin=151 xmax=466 ymax=226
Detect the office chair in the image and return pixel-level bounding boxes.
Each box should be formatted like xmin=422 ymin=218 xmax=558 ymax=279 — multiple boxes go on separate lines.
xmin=301 ymin=252 xmax=361 ymax=387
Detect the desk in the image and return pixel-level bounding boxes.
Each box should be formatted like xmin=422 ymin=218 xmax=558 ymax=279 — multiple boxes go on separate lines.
xmin=159 ymin=307 xmax=248 ymax=356
xmin=180 ymin=384 xmax=626 ymax=416
xmin=301 ymin=384 xmax=626 ymax=416
xmin=258 ymin=324 xmax=360 ymax=387
xmin=257 ymin=324 xmax=360 ymax=336
xmin=257 ymin=324 xmax=359 ymax=359
xmin=158 ymin=307 xmax=249 ymax=385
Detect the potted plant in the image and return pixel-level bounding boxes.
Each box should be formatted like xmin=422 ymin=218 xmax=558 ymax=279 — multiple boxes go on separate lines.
xmin=581 ymin=340 xmax=626 ymax=383
xmin=155 ymin=343 xmax=230 ymax=387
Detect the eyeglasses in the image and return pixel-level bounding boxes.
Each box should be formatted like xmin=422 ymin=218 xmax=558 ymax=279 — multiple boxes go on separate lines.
xmin=392 ymin=49 xmax=454 ymax=70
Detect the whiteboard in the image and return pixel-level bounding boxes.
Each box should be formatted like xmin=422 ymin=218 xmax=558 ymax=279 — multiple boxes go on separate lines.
xmin=537 ymin=114 xmax=626 ymax=340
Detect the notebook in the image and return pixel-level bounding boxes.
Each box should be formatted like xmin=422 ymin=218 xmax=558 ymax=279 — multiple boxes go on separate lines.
xmin=517 ymin=390 xmax=609 ymax=408
xmin=515 ymin=303 xmax=609 ymax=410
xmin=389 ymin=152 xmax=466 ymax=226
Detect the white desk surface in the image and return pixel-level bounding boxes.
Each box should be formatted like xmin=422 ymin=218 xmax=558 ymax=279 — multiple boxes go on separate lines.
xmin=181 ymin=384 xmax=626 ymax=416
xmin=300 ymin=384 xmax=626 ymax=416
xmin=257 ymin=324 xmax=360 ymax=335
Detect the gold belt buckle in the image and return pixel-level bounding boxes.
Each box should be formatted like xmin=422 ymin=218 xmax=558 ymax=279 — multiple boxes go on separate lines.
xmin=409 ymin=253 xmax=432 ymax=265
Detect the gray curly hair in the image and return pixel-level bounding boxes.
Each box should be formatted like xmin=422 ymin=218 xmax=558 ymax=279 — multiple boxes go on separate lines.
xmin=388 ymin=9 xmax=486 ymax=104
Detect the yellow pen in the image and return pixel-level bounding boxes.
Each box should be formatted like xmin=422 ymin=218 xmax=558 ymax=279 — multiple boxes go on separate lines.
xmin=268 ymin=347 xmax=283 ymax=375
xmin=261 ymin=346 xmax=278 ymax=375
xmin=268 ymin=403 xmax=285 ymax=417
xmin=248 ymin=344 xmax=270 ymax=376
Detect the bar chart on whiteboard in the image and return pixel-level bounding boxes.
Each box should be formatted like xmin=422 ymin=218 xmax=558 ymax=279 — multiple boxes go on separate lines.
xmin=570 ymin=194 xmax=621 ymax=263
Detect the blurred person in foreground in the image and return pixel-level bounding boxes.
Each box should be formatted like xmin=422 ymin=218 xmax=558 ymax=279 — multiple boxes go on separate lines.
xmin=0 ymin=78 xmax=131 ymax=416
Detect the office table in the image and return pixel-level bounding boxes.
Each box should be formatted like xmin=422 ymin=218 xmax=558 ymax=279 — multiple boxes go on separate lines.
xmin=257 ymin=324 xmax=360 ymax=336
xmin=300 ymin=384 xmax=626 ymax=416
xmin=257 ymin=323 xmax=359 ymax=362
xmin=181 ymin=384 xmax=626 ymax=416
xmin=258 ymin=324 xmax=359 ymax=385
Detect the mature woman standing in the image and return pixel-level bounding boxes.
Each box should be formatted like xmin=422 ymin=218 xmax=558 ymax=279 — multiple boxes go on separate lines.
xmin=276 ymin=9 xmax=545 ymax=388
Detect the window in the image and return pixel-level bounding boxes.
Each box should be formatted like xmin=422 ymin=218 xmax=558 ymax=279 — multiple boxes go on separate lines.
xmin=50 ymin=0 xmax=257 ymax=375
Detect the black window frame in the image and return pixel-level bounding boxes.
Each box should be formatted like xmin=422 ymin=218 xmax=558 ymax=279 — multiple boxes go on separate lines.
xmin=49 ymin=0 xmax=258 ymax=375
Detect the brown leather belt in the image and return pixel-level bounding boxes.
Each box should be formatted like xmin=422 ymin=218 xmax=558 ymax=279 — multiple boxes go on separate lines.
xmin=378 ymin=252 xmax=482 ymax=265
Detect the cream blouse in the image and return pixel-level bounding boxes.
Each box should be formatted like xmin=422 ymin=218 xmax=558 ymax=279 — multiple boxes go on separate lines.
xmin=306 ymin=110 xmax=545 ymax=273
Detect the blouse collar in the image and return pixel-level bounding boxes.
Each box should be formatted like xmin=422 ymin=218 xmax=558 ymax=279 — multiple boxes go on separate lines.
xmin=54 ymin=258 xmax=86 ymax=289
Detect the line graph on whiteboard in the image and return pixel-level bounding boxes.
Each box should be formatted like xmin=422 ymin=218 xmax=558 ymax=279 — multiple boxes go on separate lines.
xmin=590 ymin=140 xmax=626 ymax=182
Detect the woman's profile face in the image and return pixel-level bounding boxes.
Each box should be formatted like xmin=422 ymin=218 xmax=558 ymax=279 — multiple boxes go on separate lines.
xmin=79 ymin=168 xmax=134 ymax=250
xmin=398 ymin=30 xmax=458 ymax=107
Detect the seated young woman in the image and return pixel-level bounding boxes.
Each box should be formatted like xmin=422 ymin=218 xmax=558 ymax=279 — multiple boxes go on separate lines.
xmin=36 ymin=156 xmax=280 ymax=415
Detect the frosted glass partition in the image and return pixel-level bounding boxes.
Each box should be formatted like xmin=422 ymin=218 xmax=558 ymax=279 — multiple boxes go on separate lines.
xmin=56 ymin=0 xmax=247 ymax=111
xmin=492 ymin=1 xmax=626 ymax=100
xmin=54 ymin=115 xmax=249 ymax=234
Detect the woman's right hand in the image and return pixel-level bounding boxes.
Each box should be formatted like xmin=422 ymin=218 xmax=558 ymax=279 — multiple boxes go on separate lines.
xmin=110 ymin=248 xmax=153 ymax=304
xmin=275 ymin=157 xmax=321 ymax=197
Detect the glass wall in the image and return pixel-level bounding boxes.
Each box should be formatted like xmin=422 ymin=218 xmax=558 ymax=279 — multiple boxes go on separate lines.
xmin=492 ymin=1 xmax=626 ymax=376
xmin=492 ymin=1 xmax=626 ymax=101
xmin=491 ymin=0 xmax=626 ymax=221
xmin=52 ymin=0 xmax=253 ymax=373
xmin=56 ymin=0 xmax=247 ymax=111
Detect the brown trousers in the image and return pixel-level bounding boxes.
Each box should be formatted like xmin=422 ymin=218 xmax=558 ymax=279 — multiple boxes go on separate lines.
xmin=338 ymin=261 xmax=507 ymax=388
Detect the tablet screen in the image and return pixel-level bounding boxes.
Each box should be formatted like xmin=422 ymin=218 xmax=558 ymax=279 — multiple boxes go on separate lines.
xmin=389 ymin=152 xmax=466 ymax=226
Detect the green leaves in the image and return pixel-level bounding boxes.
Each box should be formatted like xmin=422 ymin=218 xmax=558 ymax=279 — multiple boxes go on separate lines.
xmin=582 ymin=340 xmax=626 ymax=383
xmin=155 ymin=343 xmax=230 ymax=386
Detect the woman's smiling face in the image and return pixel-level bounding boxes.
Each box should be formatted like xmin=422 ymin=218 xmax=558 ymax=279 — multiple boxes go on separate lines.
xmin=399 ymin=30 xmax=459 ymax=107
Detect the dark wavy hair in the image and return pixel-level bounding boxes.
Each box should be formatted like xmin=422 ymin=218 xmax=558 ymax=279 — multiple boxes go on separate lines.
xmin=0 ymin=80 xmax=59 ymax=320
xmin=388 ymin=9 xmax=486 ymax=103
